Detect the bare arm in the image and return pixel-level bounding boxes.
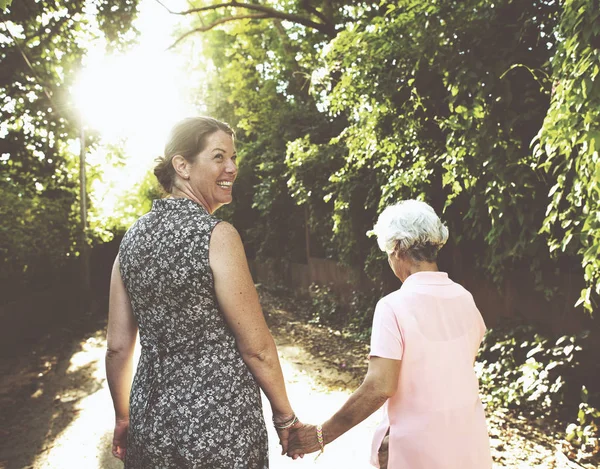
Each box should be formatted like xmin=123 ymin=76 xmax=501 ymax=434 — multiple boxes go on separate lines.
xmin=323 ymin=356 xmax=400 ymax=442
xmin=105 ymin=256 xmax=138 ymax=459
xmin=209 ymin=222 xmax=295 ymax=432
xmin=287 ymin=356 xmax=401 ymax=456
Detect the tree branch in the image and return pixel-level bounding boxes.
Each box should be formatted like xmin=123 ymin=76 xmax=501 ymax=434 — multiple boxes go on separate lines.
xmin=156 ymin=0 xmax=234 ymax=15
xmin=300 ymin=0 xmax=329 ymax=25
xmin=155 ymin=0 xmax=335 ymax=37
xmin=167 ymin=13 xmax=270 ymax=50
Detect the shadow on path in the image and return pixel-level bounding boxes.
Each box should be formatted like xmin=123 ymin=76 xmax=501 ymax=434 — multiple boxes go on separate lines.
xmin=0 ymin=315 xmax=107 ymax=469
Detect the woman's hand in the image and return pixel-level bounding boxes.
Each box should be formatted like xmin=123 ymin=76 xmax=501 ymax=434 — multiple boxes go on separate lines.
xmin=112 ymin=417 xmax=129 ymax=460
xmin=287 ymin=424 xmax=321 ymax=458
xmin=273 ymin=413 xmax=303 ymax=455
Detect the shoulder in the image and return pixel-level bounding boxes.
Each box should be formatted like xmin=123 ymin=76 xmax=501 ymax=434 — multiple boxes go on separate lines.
xmin=374 ymin=293 xmax=401 ymax=319
xmin=123 ymin=213 xmax=146 ymax=233
xmin=375 ymin=288 xmax=420 ymax=323
xmin=210 ymin=220 xmax=241 ymax=243
xmin=371 ymin=296 xmax=403 ymax=340
xmin=448 ymin=279 xmax=477 ymax=303
xmin=120 ymin=212 xmax=151 ymax=245
xmin=169 ymin=210 xmax=221 ymax=244
xmin=209 ymin=221 xmax=246 ymax=262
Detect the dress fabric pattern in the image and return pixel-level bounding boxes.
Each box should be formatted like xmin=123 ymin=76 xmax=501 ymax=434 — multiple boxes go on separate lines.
xmin=118 ymin=198 xmax=268 ymax=469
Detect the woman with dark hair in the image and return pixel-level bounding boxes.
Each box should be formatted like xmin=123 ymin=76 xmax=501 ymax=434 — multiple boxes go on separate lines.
xmin=106 ymin=117 xmax=299 ymax=468
xmin=287 ymin=200 xmax=492 ymax=469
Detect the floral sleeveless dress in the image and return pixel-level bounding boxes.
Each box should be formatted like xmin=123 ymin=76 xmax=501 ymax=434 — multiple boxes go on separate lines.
xmin=118 ymin=197 xmax=268 ymax=469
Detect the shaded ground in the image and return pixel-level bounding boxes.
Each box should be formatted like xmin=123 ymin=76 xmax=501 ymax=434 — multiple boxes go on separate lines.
xmin=0 ymin=288 xmax=597 ymax=468
xmin=0 ymin=314 xmax=113 ymax=469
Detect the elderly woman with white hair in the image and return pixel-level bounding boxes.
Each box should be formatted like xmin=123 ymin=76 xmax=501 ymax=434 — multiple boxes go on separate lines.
xmin=287 ymin=200 xmax=492 ymax=468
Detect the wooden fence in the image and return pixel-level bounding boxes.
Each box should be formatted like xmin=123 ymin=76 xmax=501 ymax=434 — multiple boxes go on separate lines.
xmin=249 ymin=252 xmax=590 ymax=334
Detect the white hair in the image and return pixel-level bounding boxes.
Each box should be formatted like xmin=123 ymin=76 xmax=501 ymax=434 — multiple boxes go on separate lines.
xmin=371 ymin=200 xmax=449 ymax=260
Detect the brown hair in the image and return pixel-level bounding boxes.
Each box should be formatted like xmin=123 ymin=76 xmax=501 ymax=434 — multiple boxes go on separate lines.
xmin=153 ymin=117 xmax=235 ymax=193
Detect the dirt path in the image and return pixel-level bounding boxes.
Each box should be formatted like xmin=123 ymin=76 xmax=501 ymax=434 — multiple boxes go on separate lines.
xmin=0 ymin=289 xmax=595 ymax=469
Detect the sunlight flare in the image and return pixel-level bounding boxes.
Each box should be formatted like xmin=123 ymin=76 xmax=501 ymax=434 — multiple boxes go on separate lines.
xmin=70 ymin=0 xmax=200 ymax=218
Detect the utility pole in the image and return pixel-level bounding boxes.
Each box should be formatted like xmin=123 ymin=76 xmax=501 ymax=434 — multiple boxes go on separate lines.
xmin=79 ymin=123 xmax=91 ymax=307
xmin=305 ymin=205 xmax=311 ymax=262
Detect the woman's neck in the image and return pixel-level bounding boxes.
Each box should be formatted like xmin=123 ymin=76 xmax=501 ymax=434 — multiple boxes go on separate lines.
xmin=398 ymin=261 xmax=439 ymax=283
xmin=169 ymin=187 xmax=212 ymax=214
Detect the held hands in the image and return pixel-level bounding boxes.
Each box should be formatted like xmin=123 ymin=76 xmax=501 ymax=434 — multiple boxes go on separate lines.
xmin=286 ymin=423 xmax=322 ymax=459
xmin=112 ymin=417 xmax=129 ymax=461
xmin=273 ymin=412 xmax=303 ymax=456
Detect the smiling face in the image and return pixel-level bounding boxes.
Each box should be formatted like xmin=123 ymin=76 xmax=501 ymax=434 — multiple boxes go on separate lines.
xmin=187 ymin=130 xmax=237 ymax=213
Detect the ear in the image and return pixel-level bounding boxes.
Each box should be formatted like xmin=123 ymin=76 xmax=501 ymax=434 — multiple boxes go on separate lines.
xmin=171 ymin=155 xmax=190 ymax=180
xmin=391 ymin=249 xmax=405 ymax=261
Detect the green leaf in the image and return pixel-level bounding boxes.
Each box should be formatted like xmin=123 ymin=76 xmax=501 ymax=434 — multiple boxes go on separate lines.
xmin=561 ymin=232 xmax=574 ymax=252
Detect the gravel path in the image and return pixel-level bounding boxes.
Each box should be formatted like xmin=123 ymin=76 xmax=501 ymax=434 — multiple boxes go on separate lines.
xmin=0 ymin=290 xmax=595 ymax=468
xmin=1 ymin=324 xmax=379 ymax=468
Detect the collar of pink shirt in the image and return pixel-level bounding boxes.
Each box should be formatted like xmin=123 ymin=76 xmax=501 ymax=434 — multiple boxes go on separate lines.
xmin=401 ymin=271 xmax=452 ymax=287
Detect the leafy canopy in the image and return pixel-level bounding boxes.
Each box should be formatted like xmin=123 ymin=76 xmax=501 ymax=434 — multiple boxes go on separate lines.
xmin=0 ymin=0 xmax=139 ymax=297
xmin=170 ymin=0 xmax=599 ymax=317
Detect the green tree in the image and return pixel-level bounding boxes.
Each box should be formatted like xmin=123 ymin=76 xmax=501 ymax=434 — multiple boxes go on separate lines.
xmin=159 ymin=0 xmax=599 ymax=318
xmin=0 ymin=0 xmax=138 ymax=297
xmin=534 ymin=0 xmax=600 ymax=313
xmin=182 ymin=4 xmax=347 ymax=261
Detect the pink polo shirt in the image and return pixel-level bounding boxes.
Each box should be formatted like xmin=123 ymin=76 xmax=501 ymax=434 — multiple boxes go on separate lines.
xmin=369 ymin=271 xmax=492 ymax=469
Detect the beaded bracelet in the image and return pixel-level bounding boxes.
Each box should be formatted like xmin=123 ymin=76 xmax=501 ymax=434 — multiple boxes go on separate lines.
xmin=273 ymin=415 xmax=298 ymax=430
xmin=315 ymin=424 xmax=325 ymax=458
